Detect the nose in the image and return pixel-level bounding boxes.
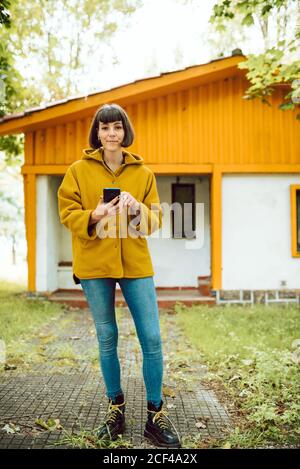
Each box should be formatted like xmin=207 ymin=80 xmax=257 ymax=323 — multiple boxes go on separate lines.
xmin=108 ymin=127 xmax=117 ymax=136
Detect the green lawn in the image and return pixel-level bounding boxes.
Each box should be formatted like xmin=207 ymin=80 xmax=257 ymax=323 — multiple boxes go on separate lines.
xmin=1 ymin=281 xmax=299 ymax=448
xmin=175 ymin=302 xmax=300 ymax=448
xmin=0 ymin=280 xmax=65 ymax=368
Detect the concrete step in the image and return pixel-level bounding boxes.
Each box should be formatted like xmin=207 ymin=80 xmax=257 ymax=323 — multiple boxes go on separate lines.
xmin=45 ymin=289 xmax=216 ymax=309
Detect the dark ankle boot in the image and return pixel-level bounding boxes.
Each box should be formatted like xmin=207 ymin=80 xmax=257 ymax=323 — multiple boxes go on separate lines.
xmin=144 ymin=400 xmax=181 ymax=448
xmin=96 ymin=393 xmax=126 ymax=440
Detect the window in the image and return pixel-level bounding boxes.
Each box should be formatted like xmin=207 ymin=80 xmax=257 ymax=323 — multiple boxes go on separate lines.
xmin=171 ymin=183 xmax=196 ymax=239
xmin=290 ymin=184 xmax=300 ymax=257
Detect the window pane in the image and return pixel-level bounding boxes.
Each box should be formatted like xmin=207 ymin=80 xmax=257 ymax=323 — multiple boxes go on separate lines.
xmin=172 ymin=184 xmax=195 ymax=239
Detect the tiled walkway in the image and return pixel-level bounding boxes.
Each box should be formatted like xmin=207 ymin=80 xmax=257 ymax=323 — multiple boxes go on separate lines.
xmin=0 ymin=306 xmax=231 ymax=449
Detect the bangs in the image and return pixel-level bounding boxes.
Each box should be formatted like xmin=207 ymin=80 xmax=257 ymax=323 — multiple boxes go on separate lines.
xmin=98 ymin=107 xmax=123 ymax=124
xmin=89 ymin=103 xmax=135 ymax=149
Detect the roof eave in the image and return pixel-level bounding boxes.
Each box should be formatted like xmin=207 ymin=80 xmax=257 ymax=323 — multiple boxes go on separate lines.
xmin=0 ymin=55 xmax=247 ymax=135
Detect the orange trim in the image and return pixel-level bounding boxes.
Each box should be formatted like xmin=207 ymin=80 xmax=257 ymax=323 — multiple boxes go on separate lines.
xmin=211 ymin=166 xmax=222 ymax=290
xmin=21 ymin=163 xmax=300 ymax=176
xmin=291 ymin=185 xmax=300 ymax=258
xmin=21 ymin=165 xmax=70 ymax=175
xmin=24 ymin=132 xmax=34 ymax=165
xmin=23 ymin=174 xmax=36 ymax=291
xmin=21 ymin=163 xmax=214 ymax=175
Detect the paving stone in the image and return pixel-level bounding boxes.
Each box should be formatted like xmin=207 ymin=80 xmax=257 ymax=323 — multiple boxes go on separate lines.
xmin=0 ymin=307 xmax=231 ymax=448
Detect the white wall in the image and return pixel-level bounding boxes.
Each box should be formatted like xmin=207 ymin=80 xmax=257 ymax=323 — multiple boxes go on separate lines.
xmin=151 ymin=175 xmax=211 ymax=287
xmin=36 ymin=176 xmax=61 ymax=292
xmin=46 ymin=175 xmax=211 ymax=290
xmin=222 ymin=174 xmax=300 ymax=290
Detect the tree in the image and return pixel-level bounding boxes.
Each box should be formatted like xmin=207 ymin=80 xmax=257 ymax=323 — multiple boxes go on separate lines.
xmin=0 ymin=0 xmax=142 ymax=163
xmin=0 ymin=153 xmax=25 ymax=265
xmin=0 ymin=0 xmax=141 ymax=263
xmin=0 ymin=0 xmax=24 ymax=162
xmin=210 ymin=0 xmax=300 ymax=118
xmin=1 ymin=0 xmax=141 ymax=102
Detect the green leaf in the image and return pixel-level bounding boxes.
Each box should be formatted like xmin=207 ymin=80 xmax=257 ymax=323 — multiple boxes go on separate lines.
xmin=242 ymin=14 xmax=254 ymax=26
xmin=279 ymin=102 xmax=295 ymax=111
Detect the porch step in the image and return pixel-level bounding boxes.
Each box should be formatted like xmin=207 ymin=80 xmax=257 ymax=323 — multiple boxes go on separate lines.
xmin=45 ymin=289 xmax=216 ymax=309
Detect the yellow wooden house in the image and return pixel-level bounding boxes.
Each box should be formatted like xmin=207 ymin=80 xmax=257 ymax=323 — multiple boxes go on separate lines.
xmin=0 ymin=53 xmax=299 ymax=306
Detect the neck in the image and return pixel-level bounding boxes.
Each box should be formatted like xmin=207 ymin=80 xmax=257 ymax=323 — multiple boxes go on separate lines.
xmin=103 ymin=148 xmax=124 ymax=164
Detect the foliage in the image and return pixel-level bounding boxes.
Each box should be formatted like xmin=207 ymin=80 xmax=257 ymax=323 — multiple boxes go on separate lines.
xmin=0 ymin=0 xmax=24 ymax=160
xmin=210 ymin=0 xmax=300 ymax=118
xmin=0 ymin=151 xmax=25 ymax=259
xmin=176 ymin=303 xmax=300 ymax=447
xmin=1 ymin=0 xmax=141 ymax=104
xmin=0 ymin=0 xmax=11 ymax=27
xmin=0 ymin=0 xmax=142 ymax=162
xmin=238 ymin=48 xmax=300 ymax=116
xmin=0 ymin=280 xmax=64 ymax=346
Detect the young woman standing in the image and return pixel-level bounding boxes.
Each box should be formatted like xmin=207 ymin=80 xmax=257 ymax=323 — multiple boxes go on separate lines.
xmin=57 ymin=103 xmax=181 ymax=448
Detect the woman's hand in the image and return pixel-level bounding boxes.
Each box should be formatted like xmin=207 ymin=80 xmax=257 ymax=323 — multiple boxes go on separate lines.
xmin=119 ymin=191 xmax=140 ymax=215
xmin=89 ymin=194 xmax=121 ymax=225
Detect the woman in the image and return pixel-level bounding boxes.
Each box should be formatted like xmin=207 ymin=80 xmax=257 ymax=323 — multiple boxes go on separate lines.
xmin=57 ymin=103 xmax=181 ymax=448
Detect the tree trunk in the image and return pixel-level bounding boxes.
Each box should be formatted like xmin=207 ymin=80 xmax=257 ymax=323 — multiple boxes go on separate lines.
xmin=11 ymin=236 xmax=16 ymax=265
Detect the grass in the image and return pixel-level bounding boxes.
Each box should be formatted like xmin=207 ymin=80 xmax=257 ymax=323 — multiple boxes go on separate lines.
xmin=1 ymin=280 xmax=299 ymax=448
xmin=0 ymin=280 xmax=66 ymax=369
xmin=175 ymin=302 xmax=300 ymax=448
xmin=56 ymin=426 xmax=134 ymax=449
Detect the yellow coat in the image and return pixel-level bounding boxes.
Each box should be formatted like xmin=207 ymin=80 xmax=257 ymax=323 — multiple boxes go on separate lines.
xmin=57 ymin=147 xmax=163 ymax=284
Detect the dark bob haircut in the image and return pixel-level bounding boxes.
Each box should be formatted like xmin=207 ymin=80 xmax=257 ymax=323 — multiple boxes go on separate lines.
xmin=88 ymin=103 xmax=135 ymax=149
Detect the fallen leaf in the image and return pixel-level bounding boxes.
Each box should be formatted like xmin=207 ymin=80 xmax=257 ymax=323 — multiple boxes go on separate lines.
xmin=229 ymin=374 xmax=241 ymax=383
xmin=291 ymin=339 xmax=300 ymax=349
xmin=222 ymin=442 xmax=231 ymax=449
xmin=35 ymin=418 xmax=63 ymax=431
xmin=241 ymin=359 xmax=254 ymax=366
xmin=35 ymin=419 xmax=49 ymax=430
xmin=4 ymin=363 xmax=17 ymax=370
xmin=2 ymin=423 xmax=21 ymax=434
xmin=162 ymin=385 xmax=176 ymax=398
xmin=166 ymin=403 xmax=176 ymax=410
xmin=291 ymin=350 xmax=300 ymax=364
xmin=196 ymin=421 xmax=206 ymax=429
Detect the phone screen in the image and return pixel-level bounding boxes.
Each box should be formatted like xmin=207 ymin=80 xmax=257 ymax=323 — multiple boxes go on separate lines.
xmin=103 ymin=188 xmax=121 ymax=203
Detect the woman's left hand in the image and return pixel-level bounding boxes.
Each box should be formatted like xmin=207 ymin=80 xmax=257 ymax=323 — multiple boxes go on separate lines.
xmin=119 ymin=191 xmax=140 ymax=214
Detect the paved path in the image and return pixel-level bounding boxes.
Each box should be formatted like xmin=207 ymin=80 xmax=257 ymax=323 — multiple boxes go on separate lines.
xmin=0 ymin=306 xmax=231 ymax=449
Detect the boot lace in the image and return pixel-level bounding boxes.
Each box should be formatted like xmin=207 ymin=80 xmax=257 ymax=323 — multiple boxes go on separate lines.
xmin=99 ymin=401 xmax=125 ymax=440
xmin=149 ymin=407 xmax=181 ymax=443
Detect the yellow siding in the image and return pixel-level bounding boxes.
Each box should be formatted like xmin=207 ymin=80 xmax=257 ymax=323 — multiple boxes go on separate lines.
xmin=26 ymin=75 xmax=299 ymax=167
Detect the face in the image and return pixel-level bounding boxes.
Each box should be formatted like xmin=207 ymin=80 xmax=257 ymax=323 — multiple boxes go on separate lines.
xmin=98 ymin=120 xmax=125 ymax=150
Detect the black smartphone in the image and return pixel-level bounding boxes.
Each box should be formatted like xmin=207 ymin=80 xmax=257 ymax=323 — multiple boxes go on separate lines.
xmin=103 ymin=188 xmax=121 ymax=204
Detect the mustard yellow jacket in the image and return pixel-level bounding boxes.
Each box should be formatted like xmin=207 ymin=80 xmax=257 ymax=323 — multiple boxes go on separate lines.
xmin=57 ymin=147 xmax=163 ymax=284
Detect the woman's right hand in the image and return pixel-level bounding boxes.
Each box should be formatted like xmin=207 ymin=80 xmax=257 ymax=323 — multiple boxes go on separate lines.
xmin=90 ymin=195 xmax=121 ymax=224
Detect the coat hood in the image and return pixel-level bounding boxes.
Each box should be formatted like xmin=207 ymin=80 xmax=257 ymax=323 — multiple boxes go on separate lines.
xmin=81 ymin=146 xmax=144 ymax=166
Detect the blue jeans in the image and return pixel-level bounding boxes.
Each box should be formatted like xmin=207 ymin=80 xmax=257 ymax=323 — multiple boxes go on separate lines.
xmin=79 ymin=276 xmax=163 ymax=407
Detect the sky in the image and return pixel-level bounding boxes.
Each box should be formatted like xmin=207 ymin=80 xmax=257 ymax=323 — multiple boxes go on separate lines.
xmin=94 ymin=0 xmax=217 ymax=91
xmin=10 ymin=0 xmax=282 ymax=104
xmin=19 ymin=0 xmax=266 ymax=102
xmin=59 ymin=0 xmax=272 ymax=99
xmin=12 ymin=0 xmax=298 ymax=103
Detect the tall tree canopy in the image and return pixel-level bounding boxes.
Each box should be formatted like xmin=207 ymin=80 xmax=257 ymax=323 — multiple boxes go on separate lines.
xmin=0 ymin=0 xmax=141 ymax=162
xmin=210 ymin=0 xmax=300 ymax=117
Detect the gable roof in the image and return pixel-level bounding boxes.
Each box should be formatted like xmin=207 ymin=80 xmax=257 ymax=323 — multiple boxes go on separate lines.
xmin=0 ymin=54 xmax=247 ymax=135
